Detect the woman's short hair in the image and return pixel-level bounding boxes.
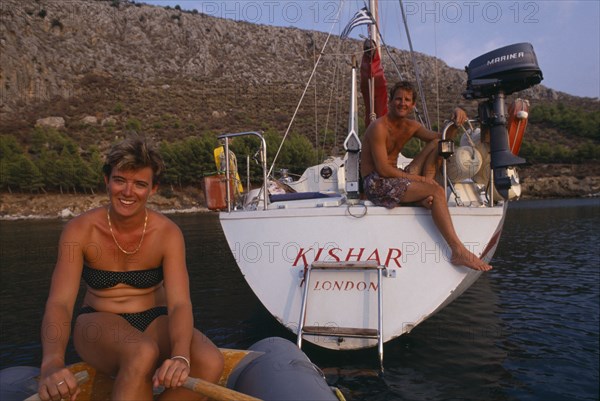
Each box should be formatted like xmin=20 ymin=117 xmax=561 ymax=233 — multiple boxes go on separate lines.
xmin=102 ymin=136 xmax=165 ymax=185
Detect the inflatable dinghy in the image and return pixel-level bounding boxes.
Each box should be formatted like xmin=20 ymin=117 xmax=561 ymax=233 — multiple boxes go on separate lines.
xmin=0 ymin=337 xmax=342 ymax=401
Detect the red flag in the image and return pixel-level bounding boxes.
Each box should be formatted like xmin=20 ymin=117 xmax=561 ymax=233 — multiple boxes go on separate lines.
xmin=360 ymin=40 xmax=388 ymax=127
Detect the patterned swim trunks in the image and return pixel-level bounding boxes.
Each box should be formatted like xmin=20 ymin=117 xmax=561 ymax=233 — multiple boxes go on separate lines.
xmin=363 ymin=171 xmax=411 ymax=209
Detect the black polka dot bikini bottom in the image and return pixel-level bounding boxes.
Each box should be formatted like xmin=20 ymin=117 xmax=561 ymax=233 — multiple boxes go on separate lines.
xmin=78 ymin=306 xmax=168 ymax=332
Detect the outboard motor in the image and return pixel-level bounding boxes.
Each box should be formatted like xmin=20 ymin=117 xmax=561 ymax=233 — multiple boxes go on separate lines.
xmin=463 ymin=42 xmax=543 ymax=199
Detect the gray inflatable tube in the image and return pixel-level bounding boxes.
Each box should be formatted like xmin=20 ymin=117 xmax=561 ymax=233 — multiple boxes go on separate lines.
xmin=0 ymin=366 xmax=40 ymax=401
xmin=228 ymin=337 xmax=339 ymax=401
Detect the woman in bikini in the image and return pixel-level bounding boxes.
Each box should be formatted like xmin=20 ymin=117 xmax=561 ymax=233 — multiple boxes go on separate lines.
xmin=37 ymin=136 xmax=224 ymax=401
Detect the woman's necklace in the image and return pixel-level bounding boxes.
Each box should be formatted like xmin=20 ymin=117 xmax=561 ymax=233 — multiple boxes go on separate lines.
xmin=107 ymin=206 xmax=148 ymax=255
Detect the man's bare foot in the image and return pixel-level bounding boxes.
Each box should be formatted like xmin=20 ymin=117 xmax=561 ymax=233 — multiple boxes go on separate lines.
xmin=451 ymin=247 xmax=492 ymax=271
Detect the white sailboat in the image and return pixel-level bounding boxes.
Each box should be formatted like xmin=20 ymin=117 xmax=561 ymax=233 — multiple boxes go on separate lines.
xmin=211 ymin=1 xmax=543 ymax=369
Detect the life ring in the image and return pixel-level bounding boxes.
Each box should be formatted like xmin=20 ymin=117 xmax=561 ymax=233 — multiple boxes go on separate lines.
xmin=447 ymin=145 xmax=483 ymax=182
xmin=507 ymin=98 xmax=530 ymax=155
xmin=448 ymin=128 xmax=484 ymax=182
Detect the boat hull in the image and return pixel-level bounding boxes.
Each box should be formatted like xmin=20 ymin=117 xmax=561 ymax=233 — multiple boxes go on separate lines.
xmin=220 ymin=202 xmax=505 ymax=350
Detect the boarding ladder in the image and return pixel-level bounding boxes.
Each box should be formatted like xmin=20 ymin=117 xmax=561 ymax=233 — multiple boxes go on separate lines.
xmin=296 ymin=261 xmax=388 ymax=373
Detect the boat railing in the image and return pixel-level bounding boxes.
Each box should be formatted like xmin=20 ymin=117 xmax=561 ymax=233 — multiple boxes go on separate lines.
xmin=217 ymin=131 xmax=268 ymax=212
xmin=440 ymin=120 xmax=455 ymax=201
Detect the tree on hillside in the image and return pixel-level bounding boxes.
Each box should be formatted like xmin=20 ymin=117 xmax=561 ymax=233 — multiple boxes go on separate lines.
xmin=36 ymin=148 xmax=62 ymax=192
xmin=0 ymin=135 xmax=22 ymax=160
xmin=176 ymin=136 xmax=220 ymax=185
xmin=86 ymin=146 xmax=105 ymax=193
xmin=277 ymin=133 xmax=317 ymax=176
xmin=5 ymin=154 xmax=44 ymax=193
xmin=530 ymin=103 xmax=600 ymax=140
xmin=159 ymin=141 xmax=184 ymax=189
xmin=1 ymin=135 xmax=27 ymax=192
xmin=160 ymin=135 xmax=221 ymax=188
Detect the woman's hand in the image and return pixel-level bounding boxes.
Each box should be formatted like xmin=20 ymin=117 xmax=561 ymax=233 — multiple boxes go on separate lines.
xmin=38 ymin=366 xmax=80 ymax=401
xmin=152 ymin=356 xmax=191 ymax=390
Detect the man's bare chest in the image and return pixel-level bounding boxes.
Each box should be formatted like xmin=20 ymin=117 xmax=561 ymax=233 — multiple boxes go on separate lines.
xmin=385 ymin=123 xmax=413 ymax=152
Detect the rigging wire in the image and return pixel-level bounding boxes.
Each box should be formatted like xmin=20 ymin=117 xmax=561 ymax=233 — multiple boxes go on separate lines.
xmin=434 ymin=20 xmax=440 ymax=130
xmin=322 ymin=61 xmax=340 ymax=162
xmin=333 ymin=64 xmax=342 ymax=155
xmin=398 ymin=0 xmax=431 ymax=130
xmin=371 ymin=22 xmax=429 ymax=136
xmin=267 ymin=1 xmax=346 ymax=178
xmin=313 ymin=39 xmax=319 ymax=164
xmin=366 ymin=3 xmax=432 ymax=131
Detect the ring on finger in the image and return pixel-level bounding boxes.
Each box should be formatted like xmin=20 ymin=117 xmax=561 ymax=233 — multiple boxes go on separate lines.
xmin=56 ymin=380 xmax=66 ymax=386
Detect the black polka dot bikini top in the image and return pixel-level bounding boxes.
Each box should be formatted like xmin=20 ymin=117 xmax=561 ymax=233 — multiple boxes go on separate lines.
xmin=82 ymin=264 xmax=164 ymax=289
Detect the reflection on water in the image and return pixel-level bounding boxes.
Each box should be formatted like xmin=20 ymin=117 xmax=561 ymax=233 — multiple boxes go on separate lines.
xmin=490 ymin=199 xmax=599 ymax=401
xmin=1 ymin=199 xmax=598 ymax=400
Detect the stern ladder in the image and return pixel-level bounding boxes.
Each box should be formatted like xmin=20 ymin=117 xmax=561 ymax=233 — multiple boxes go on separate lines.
xmin=297 ymin=261 xmax=388 ymax=373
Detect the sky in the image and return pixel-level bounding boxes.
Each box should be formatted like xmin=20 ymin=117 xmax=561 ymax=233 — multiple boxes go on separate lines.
xmin=143 ymin=0 xmax=599 ymax=99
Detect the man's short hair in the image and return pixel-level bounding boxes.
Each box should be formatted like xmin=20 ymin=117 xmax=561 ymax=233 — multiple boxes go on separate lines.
xmin=389 ymin=81 xmax=416 ymax=103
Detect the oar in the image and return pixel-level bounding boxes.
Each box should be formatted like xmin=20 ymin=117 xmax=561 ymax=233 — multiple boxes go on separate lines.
xmin=184 ymin=376 xmax=262 ymax=401
xmin=24 ymin=371 xmax=90 ymax=401
xmin=23 ymin=371 xmax=262 ymax=401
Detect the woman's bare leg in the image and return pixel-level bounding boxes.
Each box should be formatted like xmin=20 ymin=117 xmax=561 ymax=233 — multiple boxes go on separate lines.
xmin=156 ymin=329 xmax=224 ymax=401
xmin=74 ymin=312 xmax=159 ymax=401
xmin=75 ymin=312 xmax=224 ymax=401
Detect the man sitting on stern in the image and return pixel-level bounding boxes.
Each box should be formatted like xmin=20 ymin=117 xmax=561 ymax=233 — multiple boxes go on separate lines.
xmin=360 ymin=81 xmax=492 ymax=272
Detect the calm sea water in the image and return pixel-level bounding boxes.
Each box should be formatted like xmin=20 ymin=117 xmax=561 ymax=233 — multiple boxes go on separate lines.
xmin=1 ymin=198 xmax=598 ymax=400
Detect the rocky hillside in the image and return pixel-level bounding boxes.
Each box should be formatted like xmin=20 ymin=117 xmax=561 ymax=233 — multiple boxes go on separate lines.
xmin=1 ymin=0 xmax=360 ymax=141
xmin=2 ymin=0 xmax=596 ymax=139
xmin=0 ymin=0 xmax=598 ymax=211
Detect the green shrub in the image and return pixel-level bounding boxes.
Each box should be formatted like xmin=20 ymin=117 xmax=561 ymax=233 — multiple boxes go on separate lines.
xmin=125 ymin=118 xmax=142 ymax=131
xmin=113 ymin=102 xmax=124 ymax=114
xmin=530 ymin=103 xmax=600 ymax=140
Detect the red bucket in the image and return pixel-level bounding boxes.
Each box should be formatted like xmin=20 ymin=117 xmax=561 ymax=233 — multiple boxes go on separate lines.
xmin=203 ymin=175 xmax=235 ymax=211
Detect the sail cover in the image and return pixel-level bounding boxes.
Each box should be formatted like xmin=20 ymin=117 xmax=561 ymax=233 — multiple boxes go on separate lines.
xmin=360 ymin=39 xmax=388 ymax=127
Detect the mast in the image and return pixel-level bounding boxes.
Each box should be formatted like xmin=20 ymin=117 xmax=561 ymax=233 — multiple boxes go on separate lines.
xmin=361 ymin=0 xmax=387 ymax=127
xmin=344 ymin=58 xmax=361 ymax=200
xmin=370 ymin=0 xmax=379 ymax=48
xmin=369 ymin=0 xmax=379 ymax=124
